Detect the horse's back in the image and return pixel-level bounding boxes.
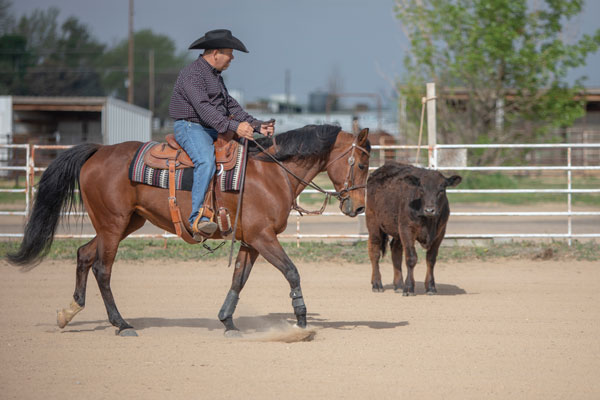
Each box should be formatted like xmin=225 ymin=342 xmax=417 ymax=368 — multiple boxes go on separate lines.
xmin=79 ymin=141 xmax=144 ymax=214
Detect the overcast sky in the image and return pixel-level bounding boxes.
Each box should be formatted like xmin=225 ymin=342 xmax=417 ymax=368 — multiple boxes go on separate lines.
xmin=10 ymin=0 xmax=600 ymax=106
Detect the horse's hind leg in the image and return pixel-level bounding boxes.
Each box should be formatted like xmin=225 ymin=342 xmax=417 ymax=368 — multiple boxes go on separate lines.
xmin=57 ymin=238 xmax=97 ymax=328
xmin=218 ymin=245 xmax=259 ymax=335
xmin=91 ymin=214 xmax=146 ymax=336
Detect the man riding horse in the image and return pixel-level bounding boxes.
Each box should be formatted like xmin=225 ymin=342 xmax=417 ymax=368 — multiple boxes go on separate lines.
xmin=168 ymin=29 xmax=275 ymax=240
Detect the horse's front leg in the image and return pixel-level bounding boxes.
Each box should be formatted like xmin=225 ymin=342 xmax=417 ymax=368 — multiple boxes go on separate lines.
xmin=218 ymin=245 xmax=259 ymax=335
xmin=251 ymin=233 xmax=307 ymax=328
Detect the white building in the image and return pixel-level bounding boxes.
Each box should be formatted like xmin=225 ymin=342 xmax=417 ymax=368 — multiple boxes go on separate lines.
xmin=0 ymin=96 xmax=152 ymax=176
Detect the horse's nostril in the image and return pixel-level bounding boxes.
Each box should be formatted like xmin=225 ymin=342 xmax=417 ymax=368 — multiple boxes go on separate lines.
xmin=355 ymin=206 xmax=365 ymax=214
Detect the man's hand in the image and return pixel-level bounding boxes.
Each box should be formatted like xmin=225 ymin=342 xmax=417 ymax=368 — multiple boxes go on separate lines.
xmin=236 ymin=121 xmax=255 ymax=140
xmin=259 ymin=119 xmax=275 ymax=137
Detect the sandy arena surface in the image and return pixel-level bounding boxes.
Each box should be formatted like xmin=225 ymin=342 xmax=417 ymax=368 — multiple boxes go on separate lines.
xmin=1 ymin=256 xmax=599 ymax=399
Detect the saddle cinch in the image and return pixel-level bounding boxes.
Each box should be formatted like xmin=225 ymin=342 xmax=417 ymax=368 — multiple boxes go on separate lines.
xmin=144 ymin=132 xmax=240 ymax=244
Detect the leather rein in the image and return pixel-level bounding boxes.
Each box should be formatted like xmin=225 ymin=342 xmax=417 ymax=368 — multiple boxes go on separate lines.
xmin=252 ymin=135 xmax=369 ymax=215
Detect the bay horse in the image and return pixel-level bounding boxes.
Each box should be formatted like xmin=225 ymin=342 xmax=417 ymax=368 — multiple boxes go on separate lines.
xmin=7 ymin=125 xmax=370 ymax=336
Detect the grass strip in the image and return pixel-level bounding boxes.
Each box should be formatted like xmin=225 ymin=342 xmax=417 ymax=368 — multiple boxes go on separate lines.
xmin=1 ymin=238 xmax=598 ymax=263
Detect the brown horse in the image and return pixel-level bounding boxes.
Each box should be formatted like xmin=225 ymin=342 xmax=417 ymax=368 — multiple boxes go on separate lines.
xmin=8 ymin=125 xmax=370 ymax=336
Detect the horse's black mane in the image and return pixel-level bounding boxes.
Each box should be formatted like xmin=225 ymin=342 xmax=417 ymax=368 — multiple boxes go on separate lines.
xmin=248 ymin=124 xmax=342 ymax=162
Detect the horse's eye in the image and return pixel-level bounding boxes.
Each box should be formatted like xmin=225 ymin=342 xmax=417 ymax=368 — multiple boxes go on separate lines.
xmin=358 ymin=163 xmax=366 ymax=170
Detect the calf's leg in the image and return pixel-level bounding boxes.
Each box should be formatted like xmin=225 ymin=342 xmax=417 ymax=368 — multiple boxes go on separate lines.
xmin=400 ymin=233 xmax=418 ymax=296
xmin=390 ymin=238 xmax=404 ymax=293
xmin=368 ymin=231 xmax=385 ymax=292
xmin=425 ymin=233 xmax=445 ymax=295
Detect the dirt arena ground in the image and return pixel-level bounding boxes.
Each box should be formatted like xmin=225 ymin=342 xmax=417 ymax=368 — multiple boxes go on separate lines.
xmin=1 ymin=257 xmax=599 ymax=399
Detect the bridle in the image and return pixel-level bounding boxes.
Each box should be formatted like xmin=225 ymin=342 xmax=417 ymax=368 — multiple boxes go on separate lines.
xmin=323 ymin=139 xmax=370 ymax=198
xmin=252 ymin=133 xmax=369 ymax=215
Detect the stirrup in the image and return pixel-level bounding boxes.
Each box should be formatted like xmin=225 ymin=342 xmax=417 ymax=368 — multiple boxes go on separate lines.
xmin=192 ymin=213 xmax=218 ymax=238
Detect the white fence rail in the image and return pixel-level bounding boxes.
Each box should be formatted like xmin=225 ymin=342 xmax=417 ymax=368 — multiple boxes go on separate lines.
xmin=1 ymin=142 xmax=599 ymax=245
xmin=0 ymin=144 xmax=29 ymax=217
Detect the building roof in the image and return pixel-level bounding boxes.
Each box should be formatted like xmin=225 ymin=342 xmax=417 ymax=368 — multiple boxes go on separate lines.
xmin=10 ymin=96 xmax=153 ymax=116
xmin=11 ymin=96 xmax=110 ymax=112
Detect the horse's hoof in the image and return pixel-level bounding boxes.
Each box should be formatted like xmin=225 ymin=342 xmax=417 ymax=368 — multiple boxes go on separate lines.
xmin=117 ymin=328 xmax=138 ymax=337
xmin=426 ymin=290 xmax=437 ymax=296
xmin=224 ymin=329 xmax=242 ymax=338
xmin=394 ymin=288 xmax=403 ymax=294
xmin=56 ymin=311 xmax=68 ymax=329
xmin=295 ymin=316 xmax=307 ymax=329
xmin=402 ymin=291 xmax=415 ymax=297
xmin=293 ymin=322 xmax=309 ymax=330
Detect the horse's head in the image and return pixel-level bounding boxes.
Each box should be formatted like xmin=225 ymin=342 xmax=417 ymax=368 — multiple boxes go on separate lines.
xmin=326 ymin=128 xmax=370 ymax=217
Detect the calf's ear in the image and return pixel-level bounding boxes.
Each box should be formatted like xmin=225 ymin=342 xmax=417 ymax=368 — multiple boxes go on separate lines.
xmin=445 ymin=175 xmax=462 ymax=187
xmin=403 ymin=174 xmax=420 ymax=187
xmin=357 ymin=128 xmax=369 ymax=146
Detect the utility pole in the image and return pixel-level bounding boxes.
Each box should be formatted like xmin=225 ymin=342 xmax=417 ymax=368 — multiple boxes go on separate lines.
xmin=149 ymin=49 xmax=155 ymax=115
xmin=128 ymin=0 xmax=134 ymax=104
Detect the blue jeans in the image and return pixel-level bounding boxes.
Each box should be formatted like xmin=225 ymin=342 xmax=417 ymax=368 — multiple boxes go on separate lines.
xmin=173 ymin=120 xmax=218 ymax=226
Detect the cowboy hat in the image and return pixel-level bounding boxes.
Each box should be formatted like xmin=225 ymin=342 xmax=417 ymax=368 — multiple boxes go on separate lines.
xmin=188 ymin=29 xmax=249 ymax=53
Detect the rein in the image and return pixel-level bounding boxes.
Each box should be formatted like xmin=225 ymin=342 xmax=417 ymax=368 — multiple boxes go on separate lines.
xmin=252 ymin=135 xmax=369 ymax=215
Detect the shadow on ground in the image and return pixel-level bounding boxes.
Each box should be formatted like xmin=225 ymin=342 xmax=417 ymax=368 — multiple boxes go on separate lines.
xmin=379 ymin=281 xmax=467 ymax=295
xmin=60 ymin=312 xmax=409 ymax=333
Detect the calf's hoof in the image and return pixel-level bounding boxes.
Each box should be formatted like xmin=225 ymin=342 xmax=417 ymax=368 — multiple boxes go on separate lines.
xmin=372 ymin=282 xmax=384 ymax=292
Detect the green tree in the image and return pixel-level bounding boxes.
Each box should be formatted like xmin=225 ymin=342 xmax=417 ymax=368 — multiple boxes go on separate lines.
xmin=0 ymin=0 xmax=15 ymax=35
xmin=395 ymin=0 xmax=600 ymax=164
xmin=0 ymin=34 xmax=30 ymax=94
xmin=1 ymin=6 xmax=105 ymax=96
xmin=100 ymin=29 xmax=191 ymax=119
xmin=21 ymin=15 xmax=106 ymax=96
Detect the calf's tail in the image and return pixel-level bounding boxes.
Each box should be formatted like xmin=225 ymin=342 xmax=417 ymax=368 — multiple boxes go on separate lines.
xmin=380 ymin=231 xmax=388 ymax=257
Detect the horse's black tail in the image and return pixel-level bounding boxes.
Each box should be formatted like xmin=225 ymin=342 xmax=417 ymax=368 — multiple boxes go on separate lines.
xmin=380 ymin=231 xmax=388 ymax=258
xmin=6 ymin=143 xmax=101 ymax=267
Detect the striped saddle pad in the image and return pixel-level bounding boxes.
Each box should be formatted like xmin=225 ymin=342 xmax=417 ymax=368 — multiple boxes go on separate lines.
xmin=128 ymin=141 xmax=246 ymax=192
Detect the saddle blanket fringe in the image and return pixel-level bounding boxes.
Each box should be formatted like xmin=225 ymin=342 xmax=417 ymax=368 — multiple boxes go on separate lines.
xmin=128 ymin=141 xmax=245 ymax=192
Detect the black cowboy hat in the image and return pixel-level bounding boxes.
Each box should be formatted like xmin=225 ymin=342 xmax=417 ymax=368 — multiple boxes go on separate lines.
xmin=188 ymin=29 xmax=249 ymax=53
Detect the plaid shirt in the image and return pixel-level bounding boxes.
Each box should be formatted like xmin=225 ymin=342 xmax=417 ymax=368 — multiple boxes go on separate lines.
xmin=168 ymin=56 xmax=257 ymax=134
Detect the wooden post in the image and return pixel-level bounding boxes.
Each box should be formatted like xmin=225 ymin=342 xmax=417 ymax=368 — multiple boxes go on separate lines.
xmin=426 ymin=82 xmax=437 ymax=168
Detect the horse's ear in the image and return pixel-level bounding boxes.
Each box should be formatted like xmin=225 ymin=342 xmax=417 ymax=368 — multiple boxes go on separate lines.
xmin=357 ymin=128 xmax=369 ymax=146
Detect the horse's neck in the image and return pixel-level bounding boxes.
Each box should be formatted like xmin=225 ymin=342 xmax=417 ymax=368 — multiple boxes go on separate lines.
xmin=292 ymin=159 xmax=325 ymax=194
xmin=271 ymin=157 xmax=324 ymax=197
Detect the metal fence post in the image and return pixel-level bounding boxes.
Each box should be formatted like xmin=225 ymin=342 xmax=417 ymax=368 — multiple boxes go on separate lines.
xmin=568 ymin=147 xmax=572 ymax=246
xmin=25 ymin=144 xmax=30 ymax=217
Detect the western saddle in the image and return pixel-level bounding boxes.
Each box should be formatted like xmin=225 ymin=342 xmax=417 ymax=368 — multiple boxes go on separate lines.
xmin=143 ymin=132 xmax=240 ymax=244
